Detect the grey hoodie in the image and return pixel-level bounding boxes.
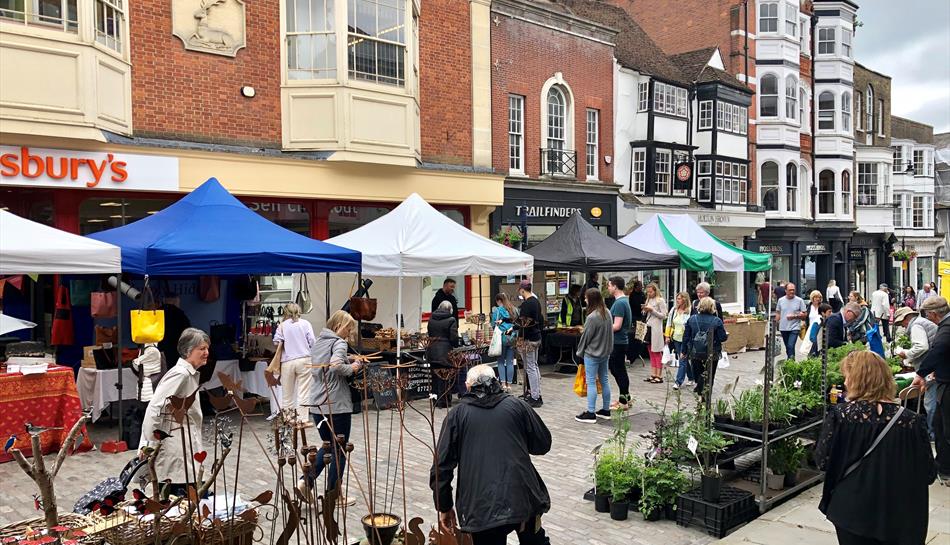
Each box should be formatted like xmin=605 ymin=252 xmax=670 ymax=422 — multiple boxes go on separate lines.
xmin=309 ymin=328 xmax=355 ymax=414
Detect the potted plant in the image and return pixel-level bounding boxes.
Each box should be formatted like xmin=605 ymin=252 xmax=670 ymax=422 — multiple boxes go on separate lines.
xmin=608 ymin=456 xmax=637 ymax=521
xmin=687 ymin=406 xmax=732 ymax=503
xmin=593 ymin=451 xmax=617 ymax=513
xmin=768 ymin=438 xmax=807 ymax=489
xmin=638 ymin=458 xmax=689 ymax=521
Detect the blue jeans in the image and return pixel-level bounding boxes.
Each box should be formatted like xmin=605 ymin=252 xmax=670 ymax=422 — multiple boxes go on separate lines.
xmin=672 ymin=340 xmax=692 ymax=385
xmin=925 ymin=378 xmax=938 ymax=439
xmin=497 ymin=344 xmax=515 ymax=383
xmin=780 ymin=330 xmax=798 ymax=359
xmin=584 ymin=355 xmax=611 ymax=413
xmin=308 ymin=412 xmax=351 ymax=492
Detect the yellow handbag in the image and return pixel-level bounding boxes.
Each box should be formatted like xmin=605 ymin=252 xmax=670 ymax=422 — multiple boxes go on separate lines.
xmin=131 ymin=288 xmax=165 ymax=344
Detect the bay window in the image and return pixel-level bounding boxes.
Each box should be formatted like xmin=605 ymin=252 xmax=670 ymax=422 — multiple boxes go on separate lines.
xmin=818 ymin=27 xmax=835 ymax=54
xmin=655 ymin=150 xmax=671 ymax=194
xmin=632 ymin=149 xmax=646 ymax=194
xmin=653 ymin=82 xmax=687 ymax=117
xmin=842 ymin=170 xmax=851 ymax=215
xmin=893 ymin=146 xmax=904 ymax=173
xmin=925 ymin=196 xmax=934 ymax=228
xmin=348 ymin=0 xmax=407 ymax=86
xmin=760 ymin=74 xmax=778 ymax=117
xmin=785 ymin=76 xmax=798 ymax=119
xmin=287 ymin=0 xmax=337 ymax=80
xmin=818 ymin=169 xmax=835 ymax=214
xmin=0 ymin=0 xmax=78 ymax=31
xmin=842 ymin=29 xmax=852 ymax=57
xmin=785 ymin=4 xmax=797 ymax=35
xmin=698 ymin=160 xmax=712 ymax=202
xmin=94 ymin=0 xmax=124 ymax=52
xmin=913 ymin=150 xmax=924 ymax=175
xmin=638 ymin=82 xmax=649 ymax=111
xmin=699 ymin=100 xmax=713 ymax=129
xmin=786 ymin=163 xmax=797 ymax=212
xmin=913 ymin=195 xmax=924 ymax=228
xmin=894 ymin=193 xmax=905 ymax=227
xmin=841 ymin=92 xmax=851 ymax=132
xmin=858 ymin=162 xmax=877 ymax=205
xmin=759 ymin=2 xmax=777 ymax=32
xmin=762 ymin=161 xmax=779 ymax=211
xmin=818 ymin=91 xmax=835 ymax=130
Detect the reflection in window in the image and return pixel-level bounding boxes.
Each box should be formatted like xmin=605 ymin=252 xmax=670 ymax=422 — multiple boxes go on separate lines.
xmin=287 ymin=0 xmax=336 ymax=80
xmin=348 ymin=0 xmax=406 ymax=86
xmin=761 ymin=161 xmax=778 ymax=211
xmin=0 ymin=0 xmax=78 ymax=31
xmin=244 ymin=200 xmax=311 ymax=235
xmin=818 ymin=170 xmax=835 ymax=214
xmin=328 ymin=204 xmax=392 ymax=237
xmin=79 ymin=198 xmax=174 ymax=235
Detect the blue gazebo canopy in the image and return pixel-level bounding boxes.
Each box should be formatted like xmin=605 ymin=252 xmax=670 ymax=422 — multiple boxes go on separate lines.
xmin=88 ymin=178 xmax=361 ymax=275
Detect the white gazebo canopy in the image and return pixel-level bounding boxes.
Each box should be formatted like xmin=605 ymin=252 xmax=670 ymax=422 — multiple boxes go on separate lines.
xmin=0 ymin=209 xmax=122 ymax=274
xmin=327 ymin=193 xmax=533 ymax=277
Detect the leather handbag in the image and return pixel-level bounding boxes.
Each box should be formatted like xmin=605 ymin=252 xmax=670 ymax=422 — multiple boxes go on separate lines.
xmin=91 ymin=291 xmax=117 ymax=318
xmin=93 ymin=346 xmax=118 ymax=369
xmin=349 ymin=297 xmax=378 ymax=321
xmin=51 ymin=281 xmax=75 ymax=346
xmin=296 ymin=274 xmax=313 ymax=314
xmin=95 ymin=325 xmax=118 ymax=345
xmin=199 ymin=276 xmax=221 ymax=303
xmin=69 ymin=279 xmax=99 ymax=307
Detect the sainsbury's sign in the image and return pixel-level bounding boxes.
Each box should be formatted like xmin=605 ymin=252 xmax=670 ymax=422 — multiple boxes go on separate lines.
xmin=0 ymin=146 xmax=179 ymax=191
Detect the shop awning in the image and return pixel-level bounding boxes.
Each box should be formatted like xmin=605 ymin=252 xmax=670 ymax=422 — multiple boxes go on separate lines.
xmin=526 ymin=213 xmax=679 ymax=272
xmin=0 ymin=210 xmax=122 ymax=274
xmin=87 ymin=178 xmax=361 ymax=275
xmin=326 ymin=193 xmax=533 ymax=276
xmin=619 ymin=213 xmax=771 ymax=272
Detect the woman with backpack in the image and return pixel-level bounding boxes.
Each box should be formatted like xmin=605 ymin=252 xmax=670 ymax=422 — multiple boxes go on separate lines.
xmin=682 ymin=297 xmax=728 ymax=396
xmin=491 ymin=293 xmax=517 ymax=392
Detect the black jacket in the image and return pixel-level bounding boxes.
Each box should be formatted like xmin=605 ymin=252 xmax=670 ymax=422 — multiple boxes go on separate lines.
xmin=426 ymin=310 xmax=459 ymax=368
xmin=516 ymin=296 xmax=543 ymax=342
xmin=431 ymin=289 xmax=459 ymax=319
xmin=917 ymin=315 xmax=950 ymax=382
xmin=629 ymin=290 xmax=647 ymax=322
xmin=682 ymin=313 xmax=727 ymax=359
xmin=825 ymin=312 xmax=848 ymax=349
xmin=430 ymin=381 xmax=551 ymax=533
xmin=691 ymin=299 xmax=724 ymax=321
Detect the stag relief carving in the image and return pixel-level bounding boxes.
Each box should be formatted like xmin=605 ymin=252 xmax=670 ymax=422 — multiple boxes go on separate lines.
xmin=172 ymin=0 xmax=246 ymax=57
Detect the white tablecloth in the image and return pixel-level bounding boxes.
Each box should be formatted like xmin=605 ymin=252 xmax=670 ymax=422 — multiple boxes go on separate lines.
xmin=77 ymin=367 xmax=139 ymax=422
xmin=201 ymin=359 xmax=281 ymax=416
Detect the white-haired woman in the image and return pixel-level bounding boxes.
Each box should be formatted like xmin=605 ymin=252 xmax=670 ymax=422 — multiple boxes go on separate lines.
xmin=139 ymin=328 xmax=209 ymax=496
xmin=273 ymin=303 xmax=316 ymax=425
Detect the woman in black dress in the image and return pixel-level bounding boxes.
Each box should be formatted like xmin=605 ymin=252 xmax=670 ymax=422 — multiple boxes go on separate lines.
xmin=626 ymin=280 xmax=647 ymax=363
xmin=816 ymin=351 xmax=936 ymax=545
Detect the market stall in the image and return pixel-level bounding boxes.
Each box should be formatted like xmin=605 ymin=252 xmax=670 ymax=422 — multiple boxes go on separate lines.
xmin=526 ymin=213 xmax=679 ymax=367
xmin=0 ymin=210 xmax=121 ymax=461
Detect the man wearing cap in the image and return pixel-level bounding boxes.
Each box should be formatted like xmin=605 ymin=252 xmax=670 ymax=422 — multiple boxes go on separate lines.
xmin=515 ymin=280 xmax=544 ymax=408
xmin=895 ymin=305 xmax=938 ymax=439
xmin=870 ymin=283 xmax=892 ymax=342
xmin=914 ymin=296 xmax=950 ymax=484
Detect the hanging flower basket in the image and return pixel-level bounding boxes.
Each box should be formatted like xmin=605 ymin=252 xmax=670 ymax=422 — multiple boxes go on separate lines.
xmin=492 ymin=226 xmax=523 ymax=248
xmin=891 ymin=249 xmax=917 ymax=262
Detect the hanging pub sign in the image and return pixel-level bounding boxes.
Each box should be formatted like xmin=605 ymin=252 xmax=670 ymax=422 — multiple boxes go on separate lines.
xmin=674 ymin=162 xmax=692 ymax=191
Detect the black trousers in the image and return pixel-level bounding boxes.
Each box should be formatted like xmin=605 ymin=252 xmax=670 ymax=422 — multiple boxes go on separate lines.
xmin=470 ymin=521 xmax=549 ymax=545
xmin=432 ymin=369 xmax=453 ymax=407
xmin=690 ymin=356 xmax=719 ymax=401
xmin=934 ymin=382 xmax=950 ymax=477
xmin=609 ymin=344 xmax=630 ymax=402
xmin=834 ymin=525 xmax=898 ymax=545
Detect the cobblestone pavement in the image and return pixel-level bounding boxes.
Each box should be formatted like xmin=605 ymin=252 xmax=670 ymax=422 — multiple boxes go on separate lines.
xmin=1 ymin=349 xmax=945 ymax=545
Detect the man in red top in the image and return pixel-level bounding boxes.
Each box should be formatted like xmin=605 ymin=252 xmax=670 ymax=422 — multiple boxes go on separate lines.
xmin=758 ymin=280 xmax=772 ymax=312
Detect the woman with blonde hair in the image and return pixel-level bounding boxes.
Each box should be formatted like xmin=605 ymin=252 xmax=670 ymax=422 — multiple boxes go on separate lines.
xmin=806 ymin=291 xmax=824 ymax=357
xmin=302 ymin=310 xmax=363 ymax=506
xmin=816 ymin=351 xmax=935 ymax=545
xmin=826 ymin=279 xmax=844 ymax=313
xmin=272 ymin=302 xmax=316 ymax=425
xmin=642 ymin=283 xmax=668 ymax=383
xmin=668 ymin=291 xmax=693 ymax=390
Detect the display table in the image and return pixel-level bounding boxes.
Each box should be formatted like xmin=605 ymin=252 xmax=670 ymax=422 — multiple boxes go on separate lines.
xmin=542 ymin=329 xmax=581 ymax=369
xmin=201 ymin=359 xmax=280 ymax=416
xmin=723 ymin=321 xmax=750 ymax=353
xmin=77 ymin=367 xmax=139 ymax=422
xmin=0 ymin=366 xmax=94 ymax=463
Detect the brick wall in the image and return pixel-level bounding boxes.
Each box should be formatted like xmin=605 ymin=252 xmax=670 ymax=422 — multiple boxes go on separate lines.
xmin=854 ymin=64 xmax=892 ymax=147
xmin=419 ymin=0 xmax=473 ymax=166
xmin=130 ymin=0 xmax=282 ymax=147
xmin=490 ymin=11 xmax=613 ymax=182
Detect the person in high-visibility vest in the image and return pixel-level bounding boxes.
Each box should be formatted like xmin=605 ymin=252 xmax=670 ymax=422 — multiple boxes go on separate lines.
xmin=558 ymin=284 xmax=583 ymax=327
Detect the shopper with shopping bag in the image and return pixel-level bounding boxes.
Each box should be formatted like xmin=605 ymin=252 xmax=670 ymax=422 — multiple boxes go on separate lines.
xmin=667 ymin=291 xmax=693 ymax=391
xmin=574 ymin=288 xmax=614 ymax=423
xmin=682 ymin=297 xmax=728 ymax=397
xmin=490 ymin=293 xmax=517 ymax=392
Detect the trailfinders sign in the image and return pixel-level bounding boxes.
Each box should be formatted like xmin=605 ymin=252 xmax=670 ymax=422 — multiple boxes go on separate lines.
xmin=0 ymin=146 xmax=179 ymax=191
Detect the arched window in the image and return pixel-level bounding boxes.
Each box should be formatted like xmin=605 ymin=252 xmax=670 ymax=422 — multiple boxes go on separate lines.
xmin=819 ymin=170 xmax=835 ymax=214
xmin=866 ymin=85 xmax=874 ymax=133
xmin=785 ymin=76 xmax=798 ymax=119
xmin=786 ymin=163 xmax=798 ymax=212
xmin=818 ymin=91 xmax=835 ymax=130
xmin=799 ymin=87 xmax=806 ymax=127
xmin=762 ymin=162 xmax=779 ymax=211
xmin=841 ymin=92 xmax=852 ymax=132
xmin=842 ymin=170 xmax=851 ymax=214
xmin=800 ymin=164 xmax=808 ymax=210
xmin=760 ymin=74 xmax=778 ymax=117
xmin=545 ymin=86 xmax=567 ymax=174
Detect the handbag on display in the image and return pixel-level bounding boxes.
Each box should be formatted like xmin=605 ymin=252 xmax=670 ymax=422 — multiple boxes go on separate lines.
xmin=90 ymin=291 xmax=117 ymax=318
xmin=349 ymin=297 xmax=378 ymax=321
xmin=209 ymin=321 xmax=236 ymax=346
xmin=93 ymin=346 xmax=118 ymax=370
xmin=199 ymin=276 xmax=221 ymax=303
xmin=296 ymin=274 xmax=313 ymax=314
xmin=69 ymin=279 xmax=99 ymax=307
xmin=233 ymin=275 xmax=259 ymax=302
xmin=51 ymin=281 xmax=75 ymax=346
xmin=130 ymin=287 xmax=165 ymax=344
xmin=95 ymin=325 xmax=118 ymax=345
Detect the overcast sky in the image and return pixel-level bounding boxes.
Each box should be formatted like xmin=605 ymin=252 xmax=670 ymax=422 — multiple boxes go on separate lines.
xmin=854 ymin=1 xmax=950 ymax=134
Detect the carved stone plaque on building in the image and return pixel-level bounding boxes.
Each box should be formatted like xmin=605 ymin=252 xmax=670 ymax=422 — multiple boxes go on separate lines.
xmin=172 ymin=0 xmax=246 ymax=57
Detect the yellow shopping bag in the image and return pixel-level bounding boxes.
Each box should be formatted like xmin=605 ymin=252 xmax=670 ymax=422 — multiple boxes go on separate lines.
xmin=573 ymin=364 xmax=602 ymax=397
xmin=130 ymin=309 xmax=165 ymax=344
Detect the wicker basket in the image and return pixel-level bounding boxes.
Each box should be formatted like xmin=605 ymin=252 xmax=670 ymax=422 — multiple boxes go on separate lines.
xmin=0 ymin=513 xmax=103 ymax=545
xmin=91 ymin=509 xmax=255 ymax=545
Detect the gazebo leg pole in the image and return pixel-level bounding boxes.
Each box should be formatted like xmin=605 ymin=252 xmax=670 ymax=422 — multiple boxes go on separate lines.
xmin=116 ymin=276 xmax=123 ymax=442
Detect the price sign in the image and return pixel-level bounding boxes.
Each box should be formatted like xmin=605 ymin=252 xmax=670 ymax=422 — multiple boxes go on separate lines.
xmin=687 ymin=435 xmax=699 ymax=456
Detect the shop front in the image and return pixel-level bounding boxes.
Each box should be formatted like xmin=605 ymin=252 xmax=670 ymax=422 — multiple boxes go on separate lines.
xmin=893 ymin=237 xmax=941 ymax=292
xmin=848 ymin=233 xmax=890 ymax=297
xmin=748 ymin=224 xmax=852 ymax=299
xmin=489 ymin=182 xmax=618 ymax=316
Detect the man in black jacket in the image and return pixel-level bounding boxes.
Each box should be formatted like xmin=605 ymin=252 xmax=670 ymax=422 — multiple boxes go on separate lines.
xmin=431 ymin=278 xmax=459 ymax=319
xmin=431 ymin=365 xmax=551 ymax=545
xmin=825 ymin=303 xmax=860 ymax=349
xmin=692 ymin=282 xmax=724 ymax=320
xmin=515 ymin=280 xmax=544 ymax=407
xmin=914 ymin=296 xmax=950 ymax=482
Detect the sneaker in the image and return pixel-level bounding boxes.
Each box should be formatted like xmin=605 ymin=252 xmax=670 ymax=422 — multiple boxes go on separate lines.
xmin=595 ymin=409 xmax=612 ymax=420
xmin=526 ymin=397 xmax=543 ymax=408
xmin=337 ymin=495 xmax=357 ymax=507
xmin=672 ymin=383 xmax=680 ymax=390
xmin=575 ymin=411 xmax=597 ymax=423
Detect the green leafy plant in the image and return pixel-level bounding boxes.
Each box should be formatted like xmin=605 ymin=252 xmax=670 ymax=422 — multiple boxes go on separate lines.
xmin=594 ymin=451 xmax=619 ymax=493
xmin=715 ymin=398 xmax=730 ymax=418
xmin=687 ymin=405 xmax=732 ymax=476
xmin=610 ymin=454 xmax=642 ymax=502
xmin=491 ymin=226 xmax=522 ymax=247
xmin=767 ymin=438 xmax=807 ymax=475
xmin=638 ymin=458 xmax=690 ymax=519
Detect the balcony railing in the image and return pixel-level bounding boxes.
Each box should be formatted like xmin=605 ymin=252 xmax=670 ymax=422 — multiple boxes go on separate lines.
xmin=540 ymin=148 xmax=576 ymax=178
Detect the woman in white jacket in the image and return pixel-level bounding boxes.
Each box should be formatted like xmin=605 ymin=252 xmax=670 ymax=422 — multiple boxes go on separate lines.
xmin=139 ymin=328 xmax=208 ymax=496
xmin=272 ymin=303 xmax=316 ymax=425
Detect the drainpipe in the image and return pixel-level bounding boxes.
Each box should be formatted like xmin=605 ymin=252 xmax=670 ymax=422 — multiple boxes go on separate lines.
xmin=744 ymin=0 xmax=752 ymax=206
xmin=810 ymin=10 xmax=818 ymax=221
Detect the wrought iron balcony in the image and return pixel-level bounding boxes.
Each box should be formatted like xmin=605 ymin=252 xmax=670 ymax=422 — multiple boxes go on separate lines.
xmin=540 ymin=148 xmax=576 ymax=178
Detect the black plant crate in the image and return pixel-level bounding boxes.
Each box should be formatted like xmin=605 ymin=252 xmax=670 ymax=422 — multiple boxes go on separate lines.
xmin=676 ymin=486 xmax=758 ymax=538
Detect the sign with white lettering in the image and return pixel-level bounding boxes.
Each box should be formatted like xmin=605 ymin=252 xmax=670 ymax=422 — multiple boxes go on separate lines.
xmin=0 ymin=146 xmax=179 ymax=192
xmin=513 ymin=205 xmax=583 ymax=219
xmin=802 ymin=243 xmax=828 ymax=255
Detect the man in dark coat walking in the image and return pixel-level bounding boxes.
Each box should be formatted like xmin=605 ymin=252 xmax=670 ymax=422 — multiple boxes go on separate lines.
xmin=431 ymin=365 xmax=551 ymax=545
xmin=914 ymin=296 xmax=950 ymax=483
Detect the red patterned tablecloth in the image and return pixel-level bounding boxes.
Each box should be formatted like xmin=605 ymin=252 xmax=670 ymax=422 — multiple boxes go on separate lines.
xmin=0 ymin=366 xmax=94 ymax=463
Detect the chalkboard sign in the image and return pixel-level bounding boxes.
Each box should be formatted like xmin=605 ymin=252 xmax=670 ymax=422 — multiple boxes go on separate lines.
xmin=406 ymin=358 xmax=431 ymax=401
xmin=365 ymin=364 xmax=398 ymax=410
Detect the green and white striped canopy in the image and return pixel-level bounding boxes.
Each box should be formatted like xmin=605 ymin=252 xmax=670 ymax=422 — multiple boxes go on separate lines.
xmin=618 ymin=214 xmax=771 ymax=273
